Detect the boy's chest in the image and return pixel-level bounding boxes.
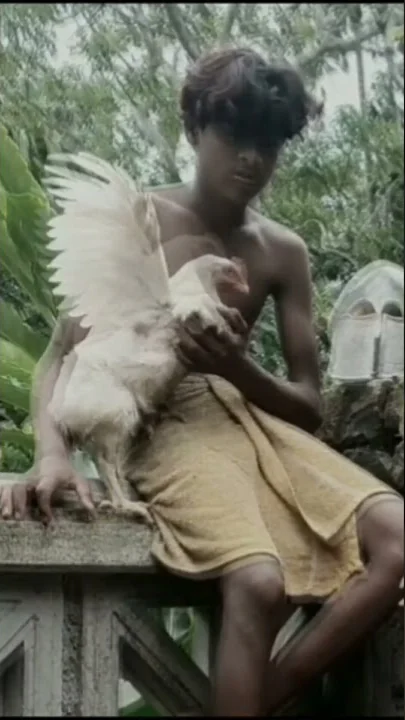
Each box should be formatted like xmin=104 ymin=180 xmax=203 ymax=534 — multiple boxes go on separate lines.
xmin=159 ymin=210 xmax=274 ymax=323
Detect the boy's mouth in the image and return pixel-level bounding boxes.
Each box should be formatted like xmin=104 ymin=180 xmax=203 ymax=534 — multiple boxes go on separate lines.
xmin=233 ymin=172 xmax=259 ymax=190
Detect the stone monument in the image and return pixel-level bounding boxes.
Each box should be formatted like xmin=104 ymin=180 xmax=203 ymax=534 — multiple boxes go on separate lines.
xmin=327 ymin=260 xmax=404 ymax=383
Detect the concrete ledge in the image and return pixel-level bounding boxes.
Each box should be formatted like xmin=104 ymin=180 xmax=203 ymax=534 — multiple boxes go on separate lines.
xmin=0 ymin=472 xmax=157 ymax=573
xmin=0 ymin=474 xmax=222 ymax=608
xmin=0 ymin=518 xmax=155 ymax=573
xmin=0 ymin=471 xmax=107 ymax=506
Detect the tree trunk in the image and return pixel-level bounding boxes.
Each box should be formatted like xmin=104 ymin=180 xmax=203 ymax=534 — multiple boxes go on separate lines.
xmin=354 ymin=39 xmax=367 ymax=118
xmin=353 ymin=26 xmax=373 ymax=212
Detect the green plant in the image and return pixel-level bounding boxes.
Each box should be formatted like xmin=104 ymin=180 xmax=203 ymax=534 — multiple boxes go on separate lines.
xmin=118 ymin=607 xmax=196 ymax=716
xmin=0 ymin=123 xmax=56 ymax=468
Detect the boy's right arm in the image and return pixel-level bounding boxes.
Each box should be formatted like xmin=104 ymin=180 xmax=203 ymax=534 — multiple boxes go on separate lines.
xmin=0 ymin=317 xmax=95 ymax=522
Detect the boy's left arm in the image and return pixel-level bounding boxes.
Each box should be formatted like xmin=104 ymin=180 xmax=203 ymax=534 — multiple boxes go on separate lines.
xmin=224 ymin=234 xmax=322 ymax=433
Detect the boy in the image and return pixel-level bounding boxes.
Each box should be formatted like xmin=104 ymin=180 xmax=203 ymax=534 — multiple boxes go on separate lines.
xmin=1 ymin=47 xmax=403 ymax=716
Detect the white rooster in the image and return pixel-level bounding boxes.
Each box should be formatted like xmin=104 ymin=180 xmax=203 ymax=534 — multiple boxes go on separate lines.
xmin=44 ymin=153 xmax=249 ymax=523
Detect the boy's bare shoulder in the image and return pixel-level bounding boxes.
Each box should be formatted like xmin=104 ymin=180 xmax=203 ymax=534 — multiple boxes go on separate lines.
xmin=150 ymin=185 xmax=191 ymax=221
xmin=251 ymin=208 xmax=306 ymax=253
xmin=251 ymin=208 xmax=309 ymax=272
xmin=150 ymin=186 xmax=205 ymax=242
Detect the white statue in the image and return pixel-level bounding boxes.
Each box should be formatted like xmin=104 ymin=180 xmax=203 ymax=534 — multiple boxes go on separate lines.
xmin=327 ymin=260 xmax=404 ymax=382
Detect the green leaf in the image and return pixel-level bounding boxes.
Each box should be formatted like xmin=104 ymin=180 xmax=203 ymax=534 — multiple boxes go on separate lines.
xmin=0 ymin=376 xmax=31 ymax=414
xmin=0 ymin=339 xmax=35 ymax=383
xmin=0 ymin=298 xmax=48 ymax=361
xmin=6 ymin=191 xmax=53 ymax=275
xmin=0 ymin=185 xmax=56 ymax=328
xmin=0 ymin=442 xmax=33 ymax=473
xmin=163 ymin=607 xmax=194 ymax=647
xmin=0 ymin=428 xmax=35 ymax=455
xmin=120 ymin=698 xmax=161 ymax=717
xmin=0 ymin=123 xmax=57 ymax=326
xmin=0 ymin=124 xmax=45 ymax=196
xmin=0 ymin=340 xmax=34 ymax=413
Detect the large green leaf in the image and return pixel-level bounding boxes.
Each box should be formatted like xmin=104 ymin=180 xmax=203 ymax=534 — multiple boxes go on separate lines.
xmin=0 ymin=124 xmax=57 ymax=326
xmin=0 ymin=298 xmax=48 ymax=361
xmin=0 ymin=339 xmax=34 ymax=413
xmin=6 ymin=191 xmax=55 ymax=289
xmin=0 ymin=184 xmax=56 ymax=327
xmin=0 ymin=340 xmax=35 ymax=382
xmin=0 ymin=376 xmax=31 ymax=414
xmin=0 ymin=428 xmax=35 ymax=454
xmin=0 ymin=124 xmax=45 ymax=196
xmin=6 ymin=192 xmax=49 ymax=255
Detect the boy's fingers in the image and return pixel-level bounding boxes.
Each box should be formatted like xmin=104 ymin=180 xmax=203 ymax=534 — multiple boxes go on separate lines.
xmin=218 ymin=306 xmax=247 ymax=334
xmin=198 ymin=330 xmax=227 ymax=357
xmin=178 ymin=336 xmax=212 ymax=365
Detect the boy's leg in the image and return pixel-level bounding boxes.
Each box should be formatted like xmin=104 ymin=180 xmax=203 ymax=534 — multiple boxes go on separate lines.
xmin=264 ymin=496 xmax=404 ymax=713
xmin=212 ymin=558 xmax=287 ymax=716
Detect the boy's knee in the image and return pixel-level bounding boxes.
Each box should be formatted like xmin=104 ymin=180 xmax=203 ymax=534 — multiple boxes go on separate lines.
xmin=360 ymin=497 xmax=404 ymax=588
xmin=383 ymin=530 xmax=404 ymax=587
xmin=222 ymin=558 xmax=286 ymax=614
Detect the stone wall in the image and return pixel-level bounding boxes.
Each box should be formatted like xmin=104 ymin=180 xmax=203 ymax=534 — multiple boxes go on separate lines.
xmin=319 ymin=379 xmax=403 ymax=494
xmin=318 ymin=378 xmax=404 ymax=717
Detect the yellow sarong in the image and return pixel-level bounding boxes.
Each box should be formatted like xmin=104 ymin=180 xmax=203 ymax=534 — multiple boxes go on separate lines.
xmin=128 ymin=374 xmax=398 ymax=600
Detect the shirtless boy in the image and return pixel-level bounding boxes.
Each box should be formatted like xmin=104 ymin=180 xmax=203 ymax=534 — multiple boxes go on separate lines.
xmin=1 ymin=47 xmax=403 ymax=716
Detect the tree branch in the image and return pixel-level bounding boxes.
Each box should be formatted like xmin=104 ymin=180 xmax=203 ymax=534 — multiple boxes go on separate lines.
xmin=164 ymin=4 xmax=200 ymax=61
xmin=196 ymin=4 xmax=212 ymax=23
xmin=219 ymin=3 xmax=240 ymax=43
xmin=80 ymin=10 xmax=180 ymax=182
xmin=107 ymin=69 xmax=180 ymax=181
xmin=298 ymin=26 xmax=381 ymax=71
xmin=115 ymin=6 xmax=162 ymax=73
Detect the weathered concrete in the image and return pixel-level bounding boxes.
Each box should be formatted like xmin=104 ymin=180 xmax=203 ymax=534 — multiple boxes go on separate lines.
xmin=0 ymin=377 xmax=403 ymax=716
xmin=0 ymin=472 xmax=156 ymax=574
xmin=0 ymin=517 xmax=154 ymax=574
xmin=0 ymin=576 xmax=63 ymax=715
xmin=0 ymin=573 xmax=210 ymax=716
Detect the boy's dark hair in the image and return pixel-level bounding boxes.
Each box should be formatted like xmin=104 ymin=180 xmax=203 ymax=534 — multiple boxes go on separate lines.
xmin=180 ymin=47 xmax=323 ymax=149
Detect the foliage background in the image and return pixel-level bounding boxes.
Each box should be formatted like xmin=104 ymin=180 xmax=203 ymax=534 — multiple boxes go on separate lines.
xmin=1 ymin=1 xmax=403 ymax=466
xmin=0 ymin=3 xmax=403 ymax=712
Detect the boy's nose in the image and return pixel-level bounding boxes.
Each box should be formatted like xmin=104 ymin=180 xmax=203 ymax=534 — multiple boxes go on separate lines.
xmin=237 ymin=147 xmax=263 ymax=170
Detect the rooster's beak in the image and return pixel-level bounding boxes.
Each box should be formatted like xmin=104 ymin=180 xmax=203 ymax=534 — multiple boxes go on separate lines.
xmin=235 ymin=280 xmax=249 ymax=295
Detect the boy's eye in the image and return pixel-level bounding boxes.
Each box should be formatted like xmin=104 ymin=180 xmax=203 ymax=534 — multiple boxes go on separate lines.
xmin=215 ymin=121 xmax=236 ymax=139
xmin=212 ymin=117 xmax=279 ymax=157
xmin=256 ymin=135 xmax=278 ymax=153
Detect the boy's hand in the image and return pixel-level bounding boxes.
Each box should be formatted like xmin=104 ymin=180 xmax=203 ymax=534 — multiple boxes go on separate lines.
xmin=0 ymin=454 xmax=95 ymax=524
xmin=176 ymin=305 xmax=248 ymax=377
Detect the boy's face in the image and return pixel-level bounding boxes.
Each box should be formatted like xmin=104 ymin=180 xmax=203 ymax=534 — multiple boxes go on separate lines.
xmin=193 ymin=124 xmax=280 ymax=206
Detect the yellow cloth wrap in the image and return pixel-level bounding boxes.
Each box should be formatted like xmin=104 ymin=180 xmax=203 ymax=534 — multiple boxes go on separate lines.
xmin=128 ymin=374 xmax=398 ymax=600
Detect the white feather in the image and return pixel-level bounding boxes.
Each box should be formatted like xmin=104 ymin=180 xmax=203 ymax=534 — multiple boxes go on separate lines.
xmin=45 ymin=152 xmax=171 ymax=332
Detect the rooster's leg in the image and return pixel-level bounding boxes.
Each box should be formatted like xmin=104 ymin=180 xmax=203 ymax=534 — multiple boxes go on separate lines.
xmin=98 ymin=497 xmax=152 ymax=524
xmin=96 ymin=445 xmax=153 ymax=525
